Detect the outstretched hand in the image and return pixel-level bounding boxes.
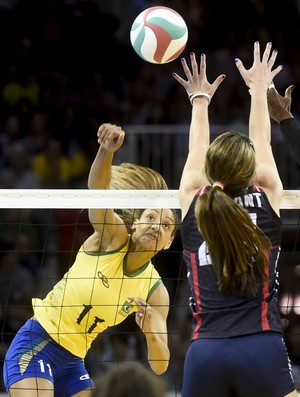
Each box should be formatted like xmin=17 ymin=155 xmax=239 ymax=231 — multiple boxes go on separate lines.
xmin=97 ymin=123 xmax=125 ymax=153
xmin=172 ymin=52 xmax=226 ymax=103
xmin=235 ymin=42 xmax=283 ymax=91
xmin=267 ymin=84 xmax=294 ymax=123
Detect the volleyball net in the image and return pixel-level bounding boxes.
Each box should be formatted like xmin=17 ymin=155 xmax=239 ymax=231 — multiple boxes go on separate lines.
xmin=0 ymin=189 xmax=300 ymax=394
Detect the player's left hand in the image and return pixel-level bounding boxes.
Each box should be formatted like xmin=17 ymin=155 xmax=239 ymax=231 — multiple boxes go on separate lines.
xmin=128 ymin=296 xmax=153 ymax=331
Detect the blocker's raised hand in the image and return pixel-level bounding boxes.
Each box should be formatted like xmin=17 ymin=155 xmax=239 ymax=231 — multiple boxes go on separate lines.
xmin=172 ymin=52 xmax=226 ymax=102
xmin=235 ymin=41 xmax=283 ymax=91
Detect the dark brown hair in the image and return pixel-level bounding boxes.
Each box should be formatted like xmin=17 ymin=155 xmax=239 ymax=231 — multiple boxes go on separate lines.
xmin=195 ymin=131 xmax=271 ymax=296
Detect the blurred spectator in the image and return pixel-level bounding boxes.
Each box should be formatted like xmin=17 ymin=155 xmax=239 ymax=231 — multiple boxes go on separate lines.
xmin=26 ymin=111 xmax=51 ymax=155
xmin=32 ymin=138 xmax=72 ymax=188
xmin=0 ymin=115 xmax=21 ymax=163
xmin=93 ymin=361 xmax=167 ymax=397
xmin=87 ymin=327 xmax=142 ymax=379
xmin=0 ymin=242 xmax=35 ymax=307
xmin=0 ymin=142 xmax=40 ymax=189
xmin=2 ymin=67 xmax=40 ymax=108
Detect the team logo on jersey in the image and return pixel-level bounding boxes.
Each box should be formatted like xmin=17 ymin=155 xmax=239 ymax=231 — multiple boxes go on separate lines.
xmin=97 ymin=271 xmax=109 ymax=288
xmin=119 ymin=300 xmax=132 ymax=317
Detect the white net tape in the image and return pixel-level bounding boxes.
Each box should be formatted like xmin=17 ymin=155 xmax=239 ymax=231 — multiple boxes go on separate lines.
xmin=0 ymin=189 xmax=298 ymax=209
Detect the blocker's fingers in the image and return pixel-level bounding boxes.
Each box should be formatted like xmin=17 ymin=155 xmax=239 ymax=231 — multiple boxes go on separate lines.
xmin=252 ymin=41 xmax=261 ymax=64
xmin=234 ymin=58 xmax=245 ymax=72
xmin=262 ymin=42 xmax=273 ymax=64
xmin=181 ymin=57 xmax=193 ymax=80
xmin=271 ymin=64 xmax=283 ymax=82
xmin=285 ymin=85 xmax=295 ymax=98
xmin=199 ymin=53 xmax=206 ymax=75
xmin=267 ymin=49 xmax=278 ymax=70
xmin=190 ymin=52 xmax=200 ymax=76
xmin=172 ymin=72 xmax=188 ymax=87
xmin=213 ymin=74 xmax=226 ymax=90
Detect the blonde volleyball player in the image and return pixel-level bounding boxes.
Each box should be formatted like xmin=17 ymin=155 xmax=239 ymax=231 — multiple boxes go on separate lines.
xmin=173 ymin=42 xmax=297 ymax=397
xmin=3 ymin=123 xmax=178 ymax=396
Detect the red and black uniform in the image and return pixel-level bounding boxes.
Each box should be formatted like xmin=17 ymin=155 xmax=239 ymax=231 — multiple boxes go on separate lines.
xmin=180 ymin=185 xmax=295 ymax=397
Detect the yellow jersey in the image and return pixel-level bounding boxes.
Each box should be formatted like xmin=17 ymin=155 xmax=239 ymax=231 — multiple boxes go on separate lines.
xmin=33 ymin=236 xmax=162 ymax=358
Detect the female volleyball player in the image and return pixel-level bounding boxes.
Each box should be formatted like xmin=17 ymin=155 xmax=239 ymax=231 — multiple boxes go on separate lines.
xmin=173 ymin=42 xmax=297 ymax=397
xmin=3 ymin=123 xmax=178 ymax=396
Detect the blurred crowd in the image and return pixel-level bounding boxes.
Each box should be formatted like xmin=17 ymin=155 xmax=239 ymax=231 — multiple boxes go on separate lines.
xmin=1 ymin=0 xmax=300 ymax=393
xmin=0 ymin=0 xmax=300 ymax=190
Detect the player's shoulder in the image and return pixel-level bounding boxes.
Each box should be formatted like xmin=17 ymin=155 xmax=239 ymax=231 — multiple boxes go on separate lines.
xmin=148 ymin=281 xmax=169 ymax=305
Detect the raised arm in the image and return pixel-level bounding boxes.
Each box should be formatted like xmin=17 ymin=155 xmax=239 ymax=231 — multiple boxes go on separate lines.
xmin=172 ymin=53 xmax=225 ymax=219
xmin=235 ymin=42 xmax=283 ymax=215
xmin=267 ymin=84 xmax=300 ymax=166
xmin=87 ymin=123 xmax=127 ymax=250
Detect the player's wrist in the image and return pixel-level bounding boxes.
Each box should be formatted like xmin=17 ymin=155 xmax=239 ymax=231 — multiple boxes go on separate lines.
xmin=189 ymin=92 xmax=211 ymax=105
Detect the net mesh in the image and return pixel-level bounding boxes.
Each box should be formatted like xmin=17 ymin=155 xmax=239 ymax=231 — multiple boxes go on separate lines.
xmin=0 ymin=189 xmax=300 ymax=395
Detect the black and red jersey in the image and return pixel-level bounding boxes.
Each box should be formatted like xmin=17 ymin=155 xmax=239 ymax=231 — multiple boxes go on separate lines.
xmin=181 ymin=185 xmax=283 ymax=340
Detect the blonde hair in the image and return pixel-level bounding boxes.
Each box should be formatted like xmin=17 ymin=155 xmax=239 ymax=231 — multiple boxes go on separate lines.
xmin=110 ymin=163 xmax=168 ymax=190
xmin=195 ymin=131 xmax=271 ymax=296
xmin=110 ymin=163 xmax=172 ymax=227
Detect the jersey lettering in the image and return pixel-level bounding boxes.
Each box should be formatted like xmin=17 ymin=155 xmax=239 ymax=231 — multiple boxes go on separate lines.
xmin=77 ymin=304 xmax=105 ymax=334
xmin=234 ymin=192 xmax=262 ymax=208
xmin=198 ymin=241 xmax=212 ymax=266
xmin=38 ymin=360 xmax=52 ymax=376
xmin=248 ymin=212 xmax=257 ymax=225
xmin=88 ymin=317 xmax=105 ymax=333
xmin=77 ymin=304 xmax=93 ymax=324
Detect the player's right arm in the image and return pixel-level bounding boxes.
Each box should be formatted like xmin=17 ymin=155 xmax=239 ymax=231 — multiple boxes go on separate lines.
xmin=235 ymin=42 xmax=283 ymax=215
xmin=86 ymin=123 xmax=128 ymax=250
xmin=172 ymin=53 xmax=225 ymax=219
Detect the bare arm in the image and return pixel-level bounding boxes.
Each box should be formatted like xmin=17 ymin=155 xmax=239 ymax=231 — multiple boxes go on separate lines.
xmin=172 ymin=53 xmax=226 ymax=219
xmin=235 ymin=42 xmax=283 ymax=215
xmin=86 ymin=123 xmax=128 ymax=250
xmin=128 ymin=283 xmax=170 ymax=375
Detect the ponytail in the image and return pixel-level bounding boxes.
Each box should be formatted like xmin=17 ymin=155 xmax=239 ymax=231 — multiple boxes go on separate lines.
xmin=195 ymin=187 xmax=270 ymax=296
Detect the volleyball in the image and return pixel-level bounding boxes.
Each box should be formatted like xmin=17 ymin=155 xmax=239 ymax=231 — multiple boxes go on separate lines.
xmin=130 ymin=6 xmax=188 ymax=64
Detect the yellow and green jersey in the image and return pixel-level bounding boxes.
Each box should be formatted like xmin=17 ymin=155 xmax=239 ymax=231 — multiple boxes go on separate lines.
xmin=33 ymin=236 xmax=162 ymax=358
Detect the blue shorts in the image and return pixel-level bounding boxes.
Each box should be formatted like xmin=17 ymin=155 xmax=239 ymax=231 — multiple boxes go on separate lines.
xmin=3 ymin=318 xmax=94 ymax=397
xmin=181 ymin=332 xmax=296 ymax=397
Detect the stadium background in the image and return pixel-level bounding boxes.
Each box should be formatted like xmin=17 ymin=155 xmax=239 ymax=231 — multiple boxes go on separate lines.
xmin=0 ymin=0 xmax=300 ymax=395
